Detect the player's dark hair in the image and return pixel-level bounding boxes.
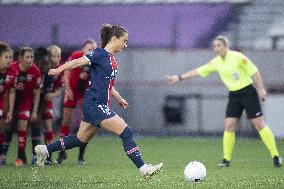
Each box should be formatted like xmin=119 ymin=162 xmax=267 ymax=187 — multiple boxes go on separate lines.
xmin=101 ymin=24 xmax=128 ymax=48
xmin=35 ymin=47 xmax=48 ymax=73
xmin=0 ymin=42 xmax=11 ymax=57
xmin=35 ymin=47 xmax=48 ymax=63
xmin=83 ymin=39 xmax=96 ymax=48
xmin=19 ymin=46 xmax=34 ymax=57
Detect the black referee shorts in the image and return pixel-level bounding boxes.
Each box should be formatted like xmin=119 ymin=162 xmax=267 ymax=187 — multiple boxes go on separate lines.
xmin=225 ymin=84 xmax=263 ymax=119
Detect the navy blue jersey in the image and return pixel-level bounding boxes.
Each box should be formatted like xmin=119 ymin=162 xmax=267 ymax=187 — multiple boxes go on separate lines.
xmin=84 ymin=48 xmax=118 ymax=107
xmin=42 ymin=73 xmax=55 ymax=92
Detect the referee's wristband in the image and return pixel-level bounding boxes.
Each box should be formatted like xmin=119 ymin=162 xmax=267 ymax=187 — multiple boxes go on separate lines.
xmin=178 ymin=74 xmax=182 ymax=81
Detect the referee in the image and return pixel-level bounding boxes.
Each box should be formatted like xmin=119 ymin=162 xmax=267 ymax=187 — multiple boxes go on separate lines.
xmin=167 ymin=35 xmax=282 ymax=168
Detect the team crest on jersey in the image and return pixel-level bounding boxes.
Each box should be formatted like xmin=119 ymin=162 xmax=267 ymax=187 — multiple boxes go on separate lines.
xmin=232 ymin=72 xmax=239 ymax=80
xmin=27 ymin=74 xmax=33 ymax=82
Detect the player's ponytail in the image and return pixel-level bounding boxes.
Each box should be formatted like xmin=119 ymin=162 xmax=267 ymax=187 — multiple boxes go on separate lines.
xmin=100 ymin=23 xmax=128 ymax=48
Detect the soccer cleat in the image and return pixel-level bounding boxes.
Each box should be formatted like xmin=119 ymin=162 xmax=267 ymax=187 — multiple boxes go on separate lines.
xmin=45 ymin=156 xmax=52 ymax=165
xmin=141 ymin=163 xmax=163 ymax=179
xmin=54 ymin=151 xmax=67 ymax=164
xmin=15 ymin=158 xmax=24 ymax=167
xmin=0 ymin=156 xmax=6 ymax=166
xmin=35 ymin=145 xmax=49 ymax=167
xmin=218 ymin=159 xmax=230 ymax=167
xmin=78 ymin=159 xmax=86 ymax=165
xmin=273 ymin=156 xmax=282 ymax=168
xmin=18 ymin=151 xmax=27 ymax=164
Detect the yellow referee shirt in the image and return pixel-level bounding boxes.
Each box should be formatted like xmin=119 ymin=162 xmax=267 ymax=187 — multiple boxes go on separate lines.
xmin=196 ymin=50 xmax=258 ymax=91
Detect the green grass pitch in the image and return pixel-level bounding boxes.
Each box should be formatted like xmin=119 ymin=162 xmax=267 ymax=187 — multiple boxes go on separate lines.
xmin=0 ymin=136 xmax=283 ymax=189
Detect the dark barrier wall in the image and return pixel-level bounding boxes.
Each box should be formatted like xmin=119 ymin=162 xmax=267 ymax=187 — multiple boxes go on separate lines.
xmin=0 ymin=4 xmax=232 ymax=48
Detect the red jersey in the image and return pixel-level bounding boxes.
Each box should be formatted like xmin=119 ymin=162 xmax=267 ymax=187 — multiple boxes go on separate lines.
xmin=0 ymin=66 xmax=17 ymax=95
xmin=0 ymin=66 xmax=17 ymax=116
xmin=11 ymin=62 xmax=41 ymax=101
xmin=67 ymin=50 xmax=90 ymax=92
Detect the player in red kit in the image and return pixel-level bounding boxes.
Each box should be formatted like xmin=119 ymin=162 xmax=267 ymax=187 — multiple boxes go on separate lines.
xmin=31 ymin=46 xmax=63 ymax=165
xmin=3 ymin=47 xmax=41 ymax=166
xmin=56 ymin=39 xmax=96 ymax=165
xmin=0 ymin=42 xmax=16 ymax=166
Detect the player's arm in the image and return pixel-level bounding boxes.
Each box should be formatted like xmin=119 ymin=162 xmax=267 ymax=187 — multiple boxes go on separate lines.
xmin=252 ymin=71 xmax=267 ymax=101
xmin=111 ymin=87 xmax=128 ymax=109
xmin=49 ymin=57 xmax=89 ymax=76
xmin=63 ymin=70 xmax=73 ymax=100
xmin=6 ymin=87 xmax=15 ymax=123
xmin=64 ymin=70 xmax=71 ymax=89
xmin=166 ymin=69 xmax=199 ymax=84
xmin=240 ymin=53 xmax=266 ymax=100
xmin=166 ymin=61 xmax=216 ymax=84
xmin=30 ymin=88 xmax=40 ymax=122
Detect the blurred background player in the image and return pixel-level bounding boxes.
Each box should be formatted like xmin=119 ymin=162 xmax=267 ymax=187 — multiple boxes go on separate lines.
xmin=0 ymin=42 xmax=16 ymax=166
xmin=56 ymin=39 xmax=97 ymax=165
xmin=167 ymin=35 xmax=282 ymax=168
xmin=2 ymin=46 xmax=41 ymax=166
xmin=31 ymin=46 xmax=63 ymax=165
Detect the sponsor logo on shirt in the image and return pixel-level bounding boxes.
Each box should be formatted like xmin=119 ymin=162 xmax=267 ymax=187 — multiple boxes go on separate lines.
xmin=27 ymin=74 xmax=33 ymax=82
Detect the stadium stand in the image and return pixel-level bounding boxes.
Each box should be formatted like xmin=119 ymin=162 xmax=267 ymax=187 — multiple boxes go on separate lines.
xmin=0 ymin=3 xmax=235 ymax=49
xmin=0 ymin=0 xmax=252 ymax=4
xmin=232 ymin=0 xmax=284 ymax=49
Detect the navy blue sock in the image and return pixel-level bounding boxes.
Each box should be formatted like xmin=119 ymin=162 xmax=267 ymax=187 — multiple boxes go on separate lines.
xmin=2 ymin=126 xmax=14 ymax=156
xmin=119 ymin=127 xmax=145 ymax=168
xmin=79 ymin=145 xmax=87 ymax=160
xmin=46 ymin=135 xmax=86 ymax=154
xmin=31 ymin=126 xmax=41 ymax=155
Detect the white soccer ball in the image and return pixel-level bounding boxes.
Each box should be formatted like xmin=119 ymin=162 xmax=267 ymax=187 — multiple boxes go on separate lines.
xmin=184 ymin=161 xmax=206 ymax=182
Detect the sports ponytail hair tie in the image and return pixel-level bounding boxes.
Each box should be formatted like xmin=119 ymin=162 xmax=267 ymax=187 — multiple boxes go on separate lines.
xmin=178 ymin=74 xmax=182 ymax=81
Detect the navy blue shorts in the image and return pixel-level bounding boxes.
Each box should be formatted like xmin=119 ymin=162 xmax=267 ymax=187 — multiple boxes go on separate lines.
xmin=81 ymin=95 xmax=116 ymax=127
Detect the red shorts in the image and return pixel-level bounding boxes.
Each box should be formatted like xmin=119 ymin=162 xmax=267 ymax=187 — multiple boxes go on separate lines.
xmin=41 ymin=100 xmax=53 ymax=120
xmin=63 ymin=88 xmax=84 ymax=108
xmin=17 ymin=99 xmax=33 ymax=120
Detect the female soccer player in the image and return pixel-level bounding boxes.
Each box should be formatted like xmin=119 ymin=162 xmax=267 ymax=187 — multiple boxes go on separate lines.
xmin=4 ymin=47 xmax=41 ymax=166
xmin=35 ymin=24 xmax=163 ymax=178
xmin=56 ymin=39 xmax=96 ymax=165
xmin=167 ymin=35 xmax=282 ymax=168
xmin=31 ymin=46 xmax=63 ymax=165
xmin=0 ymin=42 xmax=16 ymax=166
